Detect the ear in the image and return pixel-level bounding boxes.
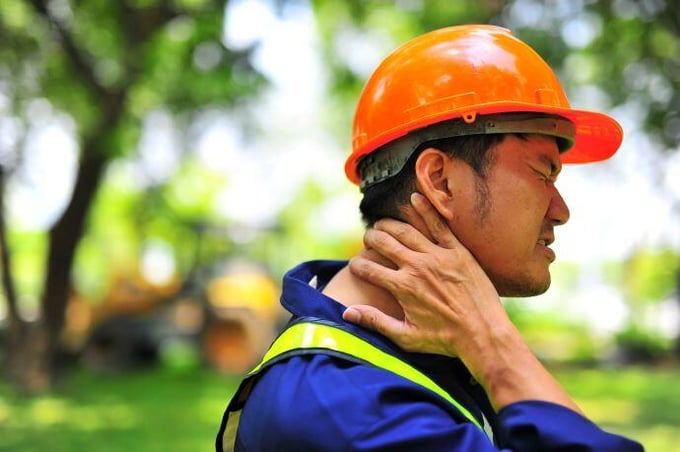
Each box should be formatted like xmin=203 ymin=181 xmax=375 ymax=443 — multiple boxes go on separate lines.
xmin=414 ymin=148 xmax=456 ymax=221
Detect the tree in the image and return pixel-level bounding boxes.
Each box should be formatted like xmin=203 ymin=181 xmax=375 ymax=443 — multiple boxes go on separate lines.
xmin=0 ymin=0 xmax=264 ymax=391
xmin=4 ymin=0 xmax=680 ymax=391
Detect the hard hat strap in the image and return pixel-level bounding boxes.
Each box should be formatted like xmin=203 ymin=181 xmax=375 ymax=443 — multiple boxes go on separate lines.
xmin=358 ymin=113 xmax=575 ymax=190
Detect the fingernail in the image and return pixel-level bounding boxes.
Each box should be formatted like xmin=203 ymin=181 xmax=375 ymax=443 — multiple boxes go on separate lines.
xmin=343 ymin=307 xmax=361 ymax=323
xmin=411 ymin=192 xmax=424 ymax=203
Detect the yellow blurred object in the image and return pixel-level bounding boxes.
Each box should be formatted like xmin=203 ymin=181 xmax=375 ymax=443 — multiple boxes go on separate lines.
xmin=204 ymin=266 xmax=281 ymax=373
xmin=102 ymin=271 xmax=181 ymax=316
xmin=63 ymin=292 xmax=94 ymax=349
xmin=207 ymin=271 xmax=279 ymax=320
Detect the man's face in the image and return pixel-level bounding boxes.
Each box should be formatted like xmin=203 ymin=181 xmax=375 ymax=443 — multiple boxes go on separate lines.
xmin=448 ymin=134 xmax=570 ymax=297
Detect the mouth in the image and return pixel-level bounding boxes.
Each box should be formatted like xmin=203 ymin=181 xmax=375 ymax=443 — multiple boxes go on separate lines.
xmin=537 ymin=235 xmax=556 ymax=262
xmin=537 ymin=236 xmax=554 ymax=247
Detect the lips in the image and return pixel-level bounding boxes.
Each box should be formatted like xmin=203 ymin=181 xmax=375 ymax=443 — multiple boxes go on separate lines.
xmin=537 ymin=233 xmax=556 ymax=262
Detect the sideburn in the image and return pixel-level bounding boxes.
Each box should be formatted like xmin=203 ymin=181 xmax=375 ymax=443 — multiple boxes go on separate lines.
xmin=473 ymin=174 xmax=492 ymax=225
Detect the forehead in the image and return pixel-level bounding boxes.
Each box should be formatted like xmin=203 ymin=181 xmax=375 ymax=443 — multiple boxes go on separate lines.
xmin=495 ymin=134 xmax=562 ymax=167
xmin=487 ymin=134 xmax=564 ymax=178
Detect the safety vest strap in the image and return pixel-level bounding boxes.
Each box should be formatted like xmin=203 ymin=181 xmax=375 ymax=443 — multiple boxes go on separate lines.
xmin=217 ymin=320 xmax=485 ymax=451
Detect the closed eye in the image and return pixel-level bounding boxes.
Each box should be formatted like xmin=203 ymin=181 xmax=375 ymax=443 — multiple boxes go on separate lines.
xmin=532 ymin=168 xmax=552 ymax=182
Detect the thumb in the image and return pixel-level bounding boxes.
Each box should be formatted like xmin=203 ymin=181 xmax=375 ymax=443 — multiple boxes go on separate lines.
xmin=343 ymin=305 xmax=404 ymax=338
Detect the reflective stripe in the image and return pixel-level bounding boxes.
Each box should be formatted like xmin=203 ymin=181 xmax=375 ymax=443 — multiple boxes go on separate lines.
xmin=222 ymin=410 xmax=241 ymax=452
xmin=218 ymin=321 xmax=487 ymax=451
xmin=250 ymin=321 xmax=483 ymax=430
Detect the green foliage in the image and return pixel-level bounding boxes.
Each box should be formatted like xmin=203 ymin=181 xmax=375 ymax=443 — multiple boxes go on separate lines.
xmin=584 ymin=1 xmax=680 ymax=148
xmin=622 ymin=248 xmax=680 ymax=304
xmin=0 ymin=0 xmax=267 ymax=342
xmin=614 ymin=326 xmax=672 ymax=364
xmin=599 ymin=247 xmax=680 ymax=363
xmin=0 ymin=0 xmax=266 ymax=156
xmin=74 ymin=154 xmax=236 ymax=297
xmin=134 ymin=13 xmax=262 ymax=113
xmin=603 ymin=246 xmax=679 ymax=314
xmin=240 ymin=179 xmax=363 ymax=278
xmin=74 ymin=165 xmax=143 ymax=298
xmin=505 ymin=298 xmax=604 ymax=364
xmin=3 ymin=229 xmax=47 ymax=303
xmin=161 ymin=157 xmax=225 ymax=220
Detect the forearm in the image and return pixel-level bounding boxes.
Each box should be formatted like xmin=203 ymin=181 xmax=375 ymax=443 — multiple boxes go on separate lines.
xmin=460 ymin=318 xmax=581 ymax=414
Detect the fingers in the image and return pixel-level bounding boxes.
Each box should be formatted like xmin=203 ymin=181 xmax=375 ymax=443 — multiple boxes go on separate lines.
xmin=410 ymin=192 xmax=461 ymax=249
xmin=357 ymin=247 xmax=398 ymax=270
xmin=342 ymin=305 xmax=405 ymax=338
xmin=368 ymin=194 xmax=462 ymax=255
xmin=372 ymin=219 xmax=432 ymax=254
xmin=363 ymin=225 xmax=421 ymax=264
xmin=349 ymin=254 xmax=398 ymax=292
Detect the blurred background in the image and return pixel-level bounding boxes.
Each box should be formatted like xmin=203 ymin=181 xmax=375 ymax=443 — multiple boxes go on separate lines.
xmin=0 ymin=0 xmax=679 ymax=450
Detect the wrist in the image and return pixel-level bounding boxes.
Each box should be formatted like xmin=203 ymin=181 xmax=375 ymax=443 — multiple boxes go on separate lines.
xmin=462 ymin=323 xmax=581 ymax=413
xmin=464 ymin=321 xmax=526 ymax=391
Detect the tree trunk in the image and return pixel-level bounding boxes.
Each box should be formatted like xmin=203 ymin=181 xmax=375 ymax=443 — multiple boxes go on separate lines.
xmin=39 ymin=149 xmax=109 ymax=387
xmin=5 ymin=324 xmax=51 ymax=392
xmin=2 ymin=142 xmax=109 ymax=392
xmin=0 ymin=166 xmax=47 ymax=389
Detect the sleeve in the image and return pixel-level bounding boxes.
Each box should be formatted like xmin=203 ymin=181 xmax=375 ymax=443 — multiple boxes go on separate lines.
xmin=497 ymin=400 xmax=644 ymax=451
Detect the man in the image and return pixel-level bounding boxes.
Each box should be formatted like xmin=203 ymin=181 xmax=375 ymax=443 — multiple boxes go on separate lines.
xmin=217 ymin=25 xmax=643 ymax=451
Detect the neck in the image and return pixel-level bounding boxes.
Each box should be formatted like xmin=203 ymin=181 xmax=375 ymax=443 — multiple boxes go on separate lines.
xmin=322 ymin=257 xmax=404 ymax=321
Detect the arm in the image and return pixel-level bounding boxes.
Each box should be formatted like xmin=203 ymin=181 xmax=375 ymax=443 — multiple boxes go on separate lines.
xmin=343 ymin=192 xmax=579 ymax=413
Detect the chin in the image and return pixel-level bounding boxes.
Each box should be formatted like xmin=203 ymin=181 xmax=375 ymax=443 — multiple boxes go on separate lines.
xmin=495 ymin=273 xmax=551 ymax=298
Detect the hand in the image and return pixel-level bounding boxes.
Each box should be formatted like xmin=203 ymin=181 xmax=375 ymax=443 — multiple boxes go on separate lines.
xmin=344 ymin=192 xmax=508 ymax=359
xmin=343 ymin=192 xmax=581 ymax=413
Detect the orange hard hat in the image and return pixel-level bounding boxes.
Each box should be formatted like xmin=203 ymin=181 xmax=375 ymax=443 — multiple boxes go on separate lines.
xmin=345 ymin=24 xmax=623 ymax=187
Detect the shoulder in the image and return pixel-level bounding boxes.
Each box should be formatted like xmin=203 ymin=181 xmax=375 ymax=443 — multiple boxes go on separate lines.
xmin=237 ymin=353 xmax=489 ymax=451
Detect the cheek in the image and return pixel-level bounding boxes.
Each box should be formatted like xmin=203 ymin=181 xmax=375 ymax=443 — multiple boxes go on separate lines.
xmin=450 ymin=177 xmax=545 ymax=268
xmin=485 ymin=182 xmax=545 ymax=249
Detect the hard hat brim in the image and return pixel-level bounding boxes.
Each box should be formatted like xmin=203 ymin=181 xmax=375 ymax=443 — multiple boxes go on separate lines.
xmin=460 ymin=102 xmax=623 ymax=164
xmin=346 ymin=103 xmax=623 ymax=186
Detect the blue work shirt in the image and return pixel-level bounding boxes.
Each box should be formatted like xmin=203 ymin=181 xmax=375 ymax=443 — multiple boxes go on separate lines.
xmin=228 ymin=260 xmax=643 ymax=451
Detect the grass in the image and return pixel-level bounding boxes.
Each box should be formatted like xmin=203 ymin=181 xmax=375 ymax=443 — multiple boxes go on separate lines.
xmin=0 ymin=368 xmax=243 ymax=451
xmin=0 ymin=365 xmax=678 ymax=451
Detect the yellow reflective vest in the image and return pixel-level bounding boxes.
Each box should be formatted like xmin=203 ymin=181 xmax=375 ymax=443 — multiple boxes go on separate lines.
xmin=217 ymin=320 xmax=488 ymax=452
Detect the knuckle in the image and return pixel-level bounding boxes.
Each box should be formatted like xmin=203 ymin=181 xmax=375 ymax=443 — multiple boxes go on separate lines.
xmin=392 ymin=222 xmax=411 ymax=238
xmin=373 ymin=232 xmax=391 ymax=249
xmin=364 ymin=311 xmax=380 ymax=330
xmin=348 ymin=257 xmax=366 ymax=274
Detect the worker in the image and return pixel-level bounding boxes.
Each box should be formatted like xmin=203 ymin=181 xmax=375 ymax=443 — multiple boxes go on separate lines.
xmin=216 ymin=25 xmax=643 ymax=451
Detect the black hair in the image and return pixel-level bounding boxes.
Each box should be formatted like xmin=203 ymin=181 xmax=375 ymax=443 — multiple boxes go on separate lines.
xmin=358 ymin=133 xmax=507 ymax=227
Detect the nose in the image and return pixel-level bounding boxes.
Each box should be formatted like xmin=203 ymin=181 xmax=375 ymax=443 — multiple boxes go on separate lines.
xmin=548 ymin=187 xmax=570 ymax=226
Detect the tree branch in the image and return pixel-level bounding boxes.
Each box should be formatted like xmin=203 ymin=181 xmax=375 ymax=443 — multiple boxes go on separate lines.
xmin=26 ymin=0 xmax=108 ymax=99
